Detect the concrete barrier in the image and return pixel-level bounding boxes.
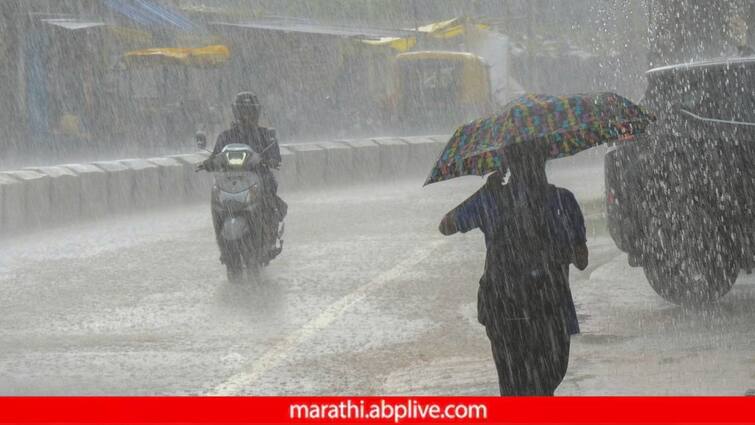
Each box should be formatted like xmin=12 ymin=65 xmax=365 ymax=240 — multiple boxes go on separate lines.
xmin=343 ymin=140 xmax=380 ymax=182
xmin=427 ymin=135 xmax=450 ymax=145
xmin=0 ymin=170 xmax=50 ymax=229
xmin=318 ymin=142 xmax=354 ymax=186
xmin=373 ymin=138 xmax=410 ymax=180
xmin=287 ymin=144 xmax=326 ymax=188
xmin=0 ymin=173 xmax=21 ymax=234
xmin=277 ymin=146 xmax=298 ymax=192
xmin=167 ymin=153 xmax=212 ymax=201
xmin=147 ymin=157 xmax=185 ymax=204
xmin=61 ymin=163 xmax=109 ymax=219
xmin=401 ymin=136 xmax=445 ymax=180
xmin=92 ymin=161 xmax=134 ymax=213
xmin=25 ymin=166 xmax=80 ymax=224
xmin=3 ymin=134 xmax=490 ymax=234
xmin=119 ymin=159 xmax=161 ymax=209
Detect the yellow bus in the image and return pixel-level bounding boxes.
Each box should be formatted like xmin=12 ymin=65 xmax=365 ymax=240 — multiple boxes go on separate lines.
xmin=391 ymin=50 xmax=493 ymax=133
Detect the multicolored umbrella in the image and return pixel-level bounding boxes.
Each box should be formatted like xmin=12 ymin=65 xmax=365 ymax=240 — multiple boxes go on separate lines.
xmin=424 ymin=92 xmax=655 ymax=185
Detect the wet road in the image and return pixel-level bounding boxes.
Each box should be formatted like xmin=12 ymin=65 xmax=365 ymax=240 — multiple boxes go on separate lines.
xmin=1 ymin=165 xmax=754 ymax=395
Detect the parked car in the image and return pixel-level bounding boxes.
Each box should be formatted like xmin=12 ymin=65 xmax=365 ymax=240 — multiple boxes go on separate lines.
xmin=605 ymin=56 xmax=755 ymax=305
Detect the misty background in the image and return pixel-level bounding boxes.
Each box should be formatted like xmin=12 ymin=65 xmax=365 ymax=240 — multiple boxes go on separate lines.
xmin=1 ymin=0 xmax=753 ymax=170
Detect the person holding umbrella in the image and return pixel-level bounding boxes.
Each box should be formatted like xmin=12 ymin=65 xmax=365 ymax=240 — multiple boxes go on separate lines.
xmin=426 ymin=92 xmax=655 ymax=395
xmin=440 ymin=142 xmax=588 ymax=395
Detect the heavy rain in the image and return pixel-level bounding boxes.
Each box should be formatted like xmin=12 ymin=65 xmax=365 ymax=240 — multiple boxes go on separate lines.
xmin=0 ymin=0 xmax=753 ymax=397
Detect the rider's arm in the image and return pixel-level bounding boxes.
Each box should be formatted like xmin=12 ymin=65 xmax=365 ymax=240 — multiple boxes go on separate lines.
xmin=201 ymin=132 xmax=230 ymax=171
xmin=212 ymin=131 xmax=228 ymax=155
xmin=263 ymin=128 xmax=281 ymax=168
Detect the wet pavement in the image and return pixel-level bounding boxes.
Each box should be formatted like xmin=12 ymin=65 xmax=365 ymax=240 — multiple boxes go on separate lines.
xmin=1 ymin=164 xmax=754 ymax=395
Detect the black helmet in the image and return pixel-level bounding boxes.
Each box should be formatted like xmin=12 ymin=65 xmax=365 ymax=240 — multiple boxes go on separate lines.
xmin=232 ymin=91 xmax=261 ymax=124
xmin=233 ymin=92 xmax=259 ymax=110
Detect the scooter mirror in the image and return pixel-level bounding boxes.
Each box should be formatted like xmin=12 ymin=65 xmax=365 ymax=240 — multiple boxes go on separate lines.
xmin=195 ymin=131 xmax=207 ymax=150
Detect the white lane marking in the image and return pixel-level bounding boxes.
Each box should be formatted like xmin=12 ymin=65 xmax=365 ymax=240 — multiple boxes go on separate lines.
xmin=207 ymin=239 xmax=446 ymax=395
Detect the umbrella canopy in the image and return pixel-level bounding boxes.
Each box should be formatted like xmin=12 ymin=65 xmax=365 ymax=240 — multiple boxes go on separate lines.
xmin=424 ymin=92 xmax=655 ymax=185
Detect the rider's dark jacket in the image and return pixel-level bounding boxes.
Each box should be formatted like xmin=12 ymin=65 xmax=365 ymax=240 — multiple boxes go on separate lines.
xmin=212 ymin=122 xmax=281 ymax=166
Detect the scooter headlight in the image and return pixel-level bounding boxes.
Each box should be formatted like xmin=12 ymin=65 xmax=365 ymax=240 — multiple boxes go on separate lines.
xmin=225 ymin=151 xmax=248 ymax=169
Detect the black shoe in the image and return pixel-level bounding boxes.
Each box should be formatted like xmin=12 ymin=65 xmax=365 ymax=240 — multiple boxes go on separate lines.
xmin=275 ymin=197 xmax=288 ymax=219
xmin=265 ymin=240 xmax=284 ymax=264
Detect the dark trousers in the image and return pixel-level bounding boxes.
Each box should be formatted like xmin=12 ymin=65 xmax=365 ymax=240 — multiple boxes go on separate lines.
xmin=260 ymin=167 xmax=287 ymax=221
xmin=485 ymin=317 xmax=570 ymax=396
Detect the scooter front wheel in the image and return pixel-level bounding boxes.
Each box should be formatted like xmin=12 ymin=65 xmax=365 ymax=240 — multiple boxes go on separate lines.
xmin=225 ymin=252 xmax=244 ymax=283
xmin=243 ymin=238 xmax=263 ymax=283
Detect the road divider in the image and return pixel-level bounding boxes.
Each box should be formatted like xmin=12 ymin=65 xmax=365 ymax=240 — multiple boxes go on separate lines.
xmin=287 ymin=144 xmax=326 ymax=189
xmin=167 ymin=152 xmax=211 ymax=202
xmin=147 ymin=157 xmax=186 ymax=204
xmin=0 ymin=173 xmax=22 ymax=234
xmin=0 ymin=169 xmax=50 ymax=231
xmin=60 ymin=163 xmax=110 ymax=220
xmin=92 ymin=160 xmax=133 ymax=214
xmin=120 ymin=159 xmax=161 ymax=210
xmin=0 ymin=135 xmax=605 ymax=236
xmin=403 ymin=136 xmax=446 ymax=179
xmin=318 ymin=142 xmax=354 ymax=185
xmin=343 ymin=139 xmax=381 ymax=182
xmin=373 ymin=138 xmax=410 ymax=180
xmin=24 ymin=166 xmax=80 ymax=224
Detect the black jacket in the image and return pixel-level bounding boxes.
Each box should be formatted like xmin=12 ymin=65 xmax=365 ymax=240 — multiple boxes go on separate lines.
xmin=213 ymin=123 xmax=281 ymax=167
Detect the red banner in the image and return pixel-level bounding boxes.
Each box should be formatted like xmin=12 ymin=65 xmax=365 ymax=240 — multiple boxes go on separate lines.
xmin=0 ymin=397 xmax=753 ymax=424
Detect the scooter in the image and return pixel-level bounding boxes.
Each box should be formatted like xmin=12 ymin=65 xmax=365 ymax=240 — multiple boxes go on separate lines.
xmin=196 ymin=136 xmax=284 ymax=282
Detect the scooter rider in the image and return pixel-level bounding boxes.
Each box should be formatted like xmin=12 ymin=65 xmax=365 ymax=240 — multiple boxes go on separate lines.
xmin=203 ymin=91 xmax=287 ymax=264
